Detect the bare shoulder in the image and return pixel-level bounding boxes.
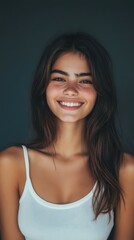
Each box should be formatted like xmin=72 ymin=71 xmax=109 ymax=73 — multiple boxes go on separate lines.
xmin=0 ymin=145 xmax=23 ymax=161
xmin=0 ymin=146 xmax=24 ymax=179
xmin=119 ymin=152 xmax=134 ymax=189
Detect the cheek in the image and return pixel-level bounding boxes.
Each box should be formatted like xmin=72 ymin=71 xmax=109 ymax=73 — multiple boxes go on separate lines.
xmin=46 ymin=84 xmax=61 ymax=98
xmin=46 ymin=85 xmax=57 ymax=102
xmin=46 ymin=84 xmax=62 ymax=110
xmin=84 ymin=88 xmax=97 ymax=104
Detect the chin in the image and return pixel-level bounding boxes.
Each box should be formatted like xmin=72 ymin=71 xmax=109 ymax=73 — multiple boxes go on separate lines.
xmin=57 ymin=116 xmax=86 ymax=124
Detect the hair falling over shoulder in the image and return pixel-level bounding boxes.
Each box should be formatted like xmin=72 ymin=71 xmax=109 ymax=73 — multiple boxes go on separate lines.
xmin=27 ymin=32 xmax=123 ymax=218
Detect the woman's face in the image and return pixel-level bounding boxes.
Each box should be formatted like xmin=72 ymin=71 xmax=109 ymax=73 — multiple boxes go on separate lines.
xmin=46 ymin=52 xmax=97 ymax=123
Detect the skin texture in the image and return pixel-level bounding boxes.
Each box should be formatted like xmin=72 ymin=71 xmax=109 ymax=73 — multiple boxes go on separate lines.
xmin=0 ymin=52 xmax=134 ymax=240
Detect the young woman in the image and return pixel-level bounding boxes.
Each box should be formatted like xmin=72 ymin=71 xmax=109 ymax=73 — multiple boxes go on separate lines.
xmin=0 ymin=32 xmax=134 ymax=240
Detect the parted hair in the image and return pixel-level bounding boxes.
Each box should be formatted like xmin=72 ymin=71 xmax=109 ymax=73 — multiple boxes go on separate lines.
xmin=27 ymin=32 xmax=123 ymax=218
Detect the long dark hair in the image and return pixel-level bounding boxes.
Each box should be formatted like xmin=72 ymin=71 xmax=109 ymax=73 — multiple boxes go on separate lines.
xmin=28 ymin=32 xmax=123 ymax=218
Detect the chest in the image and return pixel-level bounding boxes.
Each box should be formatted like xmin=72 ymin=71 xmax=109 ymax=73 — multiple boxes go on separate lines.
xmin=33 ymin=160 xmax=94 ymax=204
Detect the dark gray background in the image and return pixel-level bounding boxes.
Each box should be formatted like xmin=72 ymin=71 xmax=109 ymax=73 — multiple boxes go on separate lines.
xmin=0 ymin=0 xmax=134 ymax=153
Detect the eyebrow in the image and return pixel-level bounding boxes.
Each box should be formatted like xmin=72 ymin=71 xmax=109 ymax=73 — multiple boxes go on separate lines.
xmin=51 ymin=69 xmax=92 ymax=77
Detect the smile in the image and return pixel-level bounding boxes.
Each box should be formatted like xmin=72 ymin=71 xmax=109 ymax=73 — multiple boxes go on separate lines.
xmin=59 ymin=101 xmax=83 ymax=107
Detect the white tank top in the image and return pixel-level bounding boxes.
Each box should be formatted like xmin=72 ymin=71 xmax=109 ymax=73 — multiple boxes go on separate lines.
xmin=18 ymin=145 xmax=114 ymax=240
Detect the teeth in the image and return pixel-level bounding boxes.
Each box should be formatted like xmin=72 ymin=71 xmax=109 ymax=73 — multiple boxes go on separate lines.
xmin=60 ymin=101 xmax=82 ymax=107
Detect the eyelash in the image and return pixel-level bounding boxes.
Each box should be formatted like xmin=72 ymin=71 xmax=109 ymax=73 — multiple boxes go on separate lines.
xmin=79 ymin=80 xmax=92 ymax=84
xmin=52 ymin=78 xmax=65 ymax=82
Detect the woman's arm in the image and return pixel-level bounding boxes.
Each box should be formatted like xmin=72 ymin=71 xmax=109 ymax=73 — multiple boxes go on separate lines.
xmin=0 ymin=147 xmax=25 ymax=240
xmin=114 ymin=153 xmax=134 ymax=240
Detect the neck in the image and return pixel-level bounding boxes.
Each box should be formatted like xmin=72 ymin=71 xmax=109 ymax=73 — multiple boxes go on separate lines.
xmin=53 ymin=120 xmax=87 ymax=157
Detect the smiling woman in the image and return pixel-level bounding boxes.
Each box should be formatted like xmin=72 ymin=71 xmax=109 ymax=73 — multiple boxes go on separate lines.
xmin=0 ymin=32 xmax=134 ymax=240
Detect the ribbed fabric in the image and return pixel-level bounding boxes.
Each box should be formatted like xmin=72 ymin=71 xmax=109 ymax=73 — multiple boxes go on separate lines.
xmin=18 ymin=145 xmax=114 ymax=240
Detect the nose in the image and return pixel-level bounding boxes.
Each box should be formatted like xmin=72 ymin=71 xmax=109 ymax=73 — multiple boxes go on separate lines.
xmin=63 ymin=82 xmax=78 ymax=96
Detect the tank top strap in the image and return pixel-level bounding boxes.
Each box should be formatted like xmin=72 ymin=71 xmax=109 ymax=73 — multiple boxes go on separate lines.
xmin=22 ymin=145 xmax=30 ymax=180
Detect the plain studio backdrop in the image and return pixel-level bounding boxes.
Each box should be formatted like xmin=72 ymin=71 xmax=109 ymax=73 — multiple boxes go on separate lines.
xmin=0 ymin=0 xmax=134 ymax=154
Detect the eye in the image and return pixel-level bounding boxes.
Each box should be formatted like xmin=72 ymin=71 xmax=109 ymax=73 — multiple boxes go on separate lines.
xmin=52 ymin=77 xmax=66 ymax=82
xmin=79 ymin=80 xmax=93 ymax=84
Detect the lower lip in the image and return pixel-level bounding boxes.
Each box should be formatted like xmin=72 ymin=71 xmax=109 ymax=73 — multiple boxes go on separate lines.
xmin=57 ymin=102 xmax=83 ymax=110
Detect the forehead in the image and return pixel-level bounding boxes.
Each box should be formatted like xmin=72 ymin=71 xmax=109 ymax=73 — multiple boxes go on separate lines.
xmin=52 ymin=52 xmax=90 ymax=71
